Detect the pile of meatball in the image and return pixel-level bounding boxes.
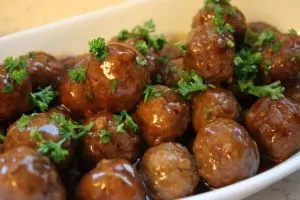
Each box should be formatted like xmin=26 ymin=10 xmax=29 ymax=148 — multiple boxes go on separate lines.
xmin=0 ymin=0 xmax=300 ymax=200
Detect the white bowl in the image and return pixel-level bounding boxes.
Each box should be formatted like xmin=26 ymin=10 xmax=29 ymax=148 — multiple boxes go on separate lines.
xmin=0 ymin=0 xmax=299 ymax=199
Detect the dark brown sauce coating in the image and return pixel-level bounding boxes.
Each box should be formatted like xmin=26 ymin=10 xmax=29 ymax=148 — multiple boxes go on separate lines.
xmin=286 ymin=84 xmax=300 ymax=104
xmin=260 ymin=33 xmax=300 ymax=85
xmin=0 ymin=147 xmax=66 ymax=200
xmin=133 ymin=85 xmax=190 ymax=146
xmin=81 ymin=112 xmax=141 ymax=169
xmin=245 ymin=97 xmax=300 ymax=162
xmin=184 ymin=23 xmax=234 ymax=84
xmin=161 ymin=58 xmax=184 ymax=87
xmin=193 ymin=118 xmax=259 ymax=188
xmin=25 ymin=51 xmax=64 ymax=90
xmin=76 ymin=159 xmax=145 ymax=200
xmin=140 ymin=142 xmax=200 ymax=200
xmin=0 ymin=66 xmax=32 ymax=121
xmin=247 ymin=22 xmax=280 ymax=34
xmin=192 ymin=3 xmax=246 ymax=43
xmin=192 ymin=88 xmax=241 ymax=133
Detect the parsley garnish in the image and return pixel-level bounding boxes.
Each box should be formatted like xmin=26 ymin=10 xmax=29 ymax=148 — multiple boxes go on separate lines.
xmin=263 ymin=59 xmax=272 ymax=76
xmin=2 ymin=84 xmax=14 ymax=93
xmin=28 ymin=52 xmax=35 ymax=59
xmin=135 ymin=41 xmax=149 ymax=55
xmin=255 ymin=31 xmax=275 ymax=47
xmin=144 ymin=85 xmax=162 ymax=102
xmin=271 ymin=42 xmax=282 ymax=53
xmin=89 ymin=37 xmax=109 ymax=61
xmin=0 ymin=133 xmax=5 ymax=142
xmin=174 ymin=42 xmax=188 ymax=55
xmin=156 ymin=74 xmax=163 ymax=84
xmin=136 ymin=56 xmax=148 ymax=67
xmin=69 ymin=66 xmax=87 ymax=84
xmin=17 ymin=114 xmax=32 ymax=131
xmin=118 ymin=29 xmax=136 ymax=41
xmin=147 ymin=34 xmax=166 ymax=51
xmin=113 ymin=110 xmax=139 ymax=133
xmin=177 ymin=71 xmax=209 ymax=96
xmin=111 ymin=79 xmax=119 ymax=94
xmin=99 ymin=130 xmax=112 ymax=144
xmin=30 ymin=86 xmax=58 ymax=112
xmin=158 ymin=56 xmax=169 ymax=65
xmin=288 ymin=28 xmax=298 ymax=35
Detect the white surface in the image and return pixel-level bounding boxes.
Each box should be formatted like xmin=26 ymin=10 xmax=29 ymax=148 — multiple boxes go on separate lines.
xmin=0 ymin=0 xmax=300 ymax=199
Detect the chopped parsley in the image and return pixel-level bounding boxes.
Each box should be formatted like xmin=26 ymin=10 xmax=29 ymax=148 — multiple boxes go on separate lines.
xmin=144 ymin=85 xmax=162 ymax=102
xmin=69 ymin=66 xmax=87 ymax=84
xmin=263 ymin=59 xmax=272 ymax=76
xmin=177 ymin=71 xmax=209 ymax=97
xmin=30 ymin=86 xmax=58 ymax=112
xmin=155 ymin=74 xmax=163 ymax=84
xmin=174 ymin=42 xmax=188 ymax=55
xmin=271 ymin=41 xmax=282 ymax=53
xmin=0 ymin=133 xmax=5 ymax=142
xmin=158 ymin=56 xmax=169 ymax=65
xmin=204 ymin=109 xmax=212 ymax=121
xmin=111 ymin=79 xmax=119 ymax=94
xmin=147 ymin=34 xmax=166 ymax=51
xmin=28 ymin=52 xmax=35 ymax=59
xmin=99 ymin=130 xmax=112 ymax=144
xmin=136 ymin=56 xmax=148 ymax=67
xmin=113 ymin=110 xmax=139 ymax=133
xmin=135 ymin=41 xmax=149 ymax=55
xmin=2 ymin=84 xmax=14 ymax=93
xmin=288 ymin=28 xmax=298 ymax=35
xmin=17 ymin=114 xmax=32 ymax=131
xmin=254 ymin=31 xmax=275 ymax=47
xmin=89 ymin=37 xmax=109 ymax=61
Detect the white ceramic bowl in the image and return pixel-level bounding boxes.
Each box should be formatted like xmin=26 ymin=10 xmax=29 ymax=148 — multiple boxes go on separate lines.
xmin=0 ymin=0 xmax=299 ymax=199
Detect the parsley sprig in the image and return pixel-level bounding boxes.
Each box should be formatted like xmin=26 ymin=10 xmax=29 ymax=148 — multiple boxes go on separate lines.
xmin=254 ymin=31 xmax=275 ymax=47
xmin=177 ymin=71 xmax=210 ymax=96
xmin=69 ymin=66 xmax=87 ymax=84
xmin=89 ymin=37 xmax=109 ymax=61
xmin=144 ymin=85 xmax=162 ymax=102
xmin=113 ymin=110 xmax=139 ymax=133
xmin=17 ymin=114 xmax=33 ymax=131
xmin=99 ymin=130 xmax=112 ymax=144
xmin=30 ymin=86 xmax=58 ymax=112
xmin=173 ymin=42 xmax=188 ymax=55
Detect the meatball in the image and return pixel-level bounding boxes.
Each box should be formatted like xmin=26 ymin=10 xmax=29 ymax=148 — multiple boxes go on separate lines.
xmin=193 ymin=118 xmax=259 ymax=188
xmin=192 ymin=2 xmax=246 ymax=43
xmin=161 ymin=58 xmax=184 ymax=87
xmin=87 ymin=43 xmax=149 ymax=113
xmin=59 ymin=57 xmax=97 ymax=119
xmin=184 ymin=23 xmax=234 ymax=84
xmin=245 ymin=97 xmax=300 ymax=162
xmin=192 ymin=88 xmax=241 ymax=132
xmin=133 ymin=85 xmax=190 ymax=146
xmin=0 ymin=147 xmax=66 ymax=200
xmin=25 ymin=51 xmax=64 ymax=90
xmin=3 ymin=112 xmax=73 ymax=167
xmin=260 ymin=33 xmax=300 ymax=85
xmin=0 ymin=66 xmax=32 ymax=121
xmin=159 ymin=43 xmax=184 ymax=60
xmin=286 ymin=84 xmax=300 ymax=104
xmin=76 ymin=159 xmax=145 ymax=200
xmin=140 ymin=142 xmax=199 ymax=200
xmin=248 ymin=22 xmax=280 ymax=34
xmin=81 ymin=112 xmax=141 ymax=168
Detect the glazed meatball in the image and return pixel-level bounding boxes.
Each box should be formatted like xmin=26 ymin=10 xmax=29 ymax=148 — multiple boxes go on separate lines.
xmin=76 ymin=159 xmax=145 ymax=200
xmin=87 ymin=43 xmax=149 ymax=113
xmin=0 ymin=147 xmax=66 ymax=200
xmin=193 ymin=118 xmax=259 ymax=188
xmin=25 ymin=51 xmax=64 ymax=90
xmin=0 ymin=66 xmax=32 ymax=121
xmin=245 ymin=97 xmax=300 ymax=162
xmin=159 ymin=43 xmax=184 ymax=60
xmin=260 ymin=33 xmax=300 ymax=85
xmin=192 ymin=88 xmax=241 ymax=132
xmin=192 ymin=2 xmax=246 ymax=43
xmin=81 ymin=111 xmax=141 ymax=168
xmin=134 ymin=85 xmax=190 ymax=146
xmin=286 ymin=84 xmax=300 ymax=104
xmin=59 ymin=56 xmax=97 ymax=119
xmin=161 ymin=58 xmax=184 ymax=87
xmin=248 ymin=22 xmax=280 ymax=34
xmin=184 ymin=23 xmax=234 ymax=84
xmin=4 ymin=112 xmax=73 ymax=167
xmin=140 ymin=142 xmax=199 ymax=200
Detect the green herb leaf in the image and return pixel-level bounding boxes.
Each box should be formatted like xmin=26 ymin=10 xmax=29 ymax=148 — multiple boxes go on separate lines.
xmin=69 ymin=66 xmax=87 ymax=84
xmin=288 ymin=28 xmax=298 ymax=35
xmin=28 ymin=52 xmax=35 ymax=59
xmin=2 ymin=84 xmax=14 ymax=93
xmin=136 ymin=56 xmax=148 ymax=67
xmin=158 ymin=56 xmax=169 ymax=65
xmin=132 ymin=19 xmax=156 ymax=37
xmin=155 ymin=74 xmax=162 ymax=84
xmin=30 ymin=86 xmax=58 ymax=112
xmin=89 ymin=37 xmax=109 ymax=61
xmin=263 ymin=59 xmax=272 ymax=76
xmin=135 ymin=41 xmax=149 ymax=55
xmin=99 ymin=130 xmax=112 ymax=144
xmin=178 ymin=71 xmax=209 ymax=96
xmin=111 ymin=79 xmax=119 ymax=94
xmin=113 ymin=110 xmax=139 ymax=133
xmin=17 ymin=114 xmax=32 ymax=131
xmin=144 ymin=85 xmax=162 ymax=102
xmin=271 ymin=41 xmax=282 ymax=53
xmin=0 ymin=133 xmax=5 ymax=142
xmin=118 ymin=29 xmax=136 ymax=41
xmin=174 ymin=42 xmax=188 ymax=55
xmin=226 ymin=39 xmax=235 ymax=48
xmin=147 ymin=34 xmax=166 ymax=51
xmin=37 ymin=139 xmax=69 ymax=164
xmin=255 ymin=31 xmax=275 ymax=47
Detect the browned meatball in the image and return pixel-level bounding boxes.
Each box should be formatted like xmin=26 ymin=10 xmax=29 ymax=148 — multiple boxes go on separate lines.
xmin=81 ymin=111 xmax=141 ymax=168
xmin=0 ymin=66 xmax=32 ymax=121
xmin=193 ymin=118 xmax=259 ymax=188
xmin=25 ymin=51 xmax=64 ymax=90
xmin=248 ymin=22 xmax=280 ymax=34
xmin=192 ymin=3 xmax=246 ymax=43
xmin=4 ymin=112 xmax=73 ymax=167
xmin=134 ymin=85 xmax=190 ymax=146
xmin=159 ymin=43 xmax=184 ymax=60
xmin=60 ymin=54 xmax=89 ymax=69
xmin=76 ymin=159 xmax=145 ymax=200
xmin=0 ymin=147 xmax=66 ymax=200
xmin=59 ymin=57 xmax=97 ymax=119
xmin=161 ymin=58 xmax=184 ymax=87
xmin=192 ymin=88 xmax=241 ymax=132
xmin=184 ymin=23 xmax=234 ymax=84
xmin=245 ymin=97 xmax=300 ymax=162
xmin=260 ymin=33 xmax=300 ymax=85
xmin=140 ymin=142 xmax=199 ymax=200
xmin=286 ymin=84 xmax=300 ymax=104
xmin=87 ymin=43 xmax=149 ymax=113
